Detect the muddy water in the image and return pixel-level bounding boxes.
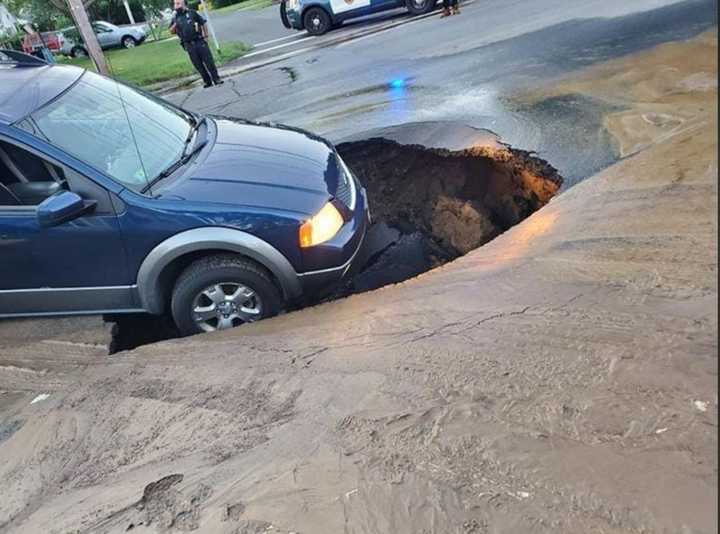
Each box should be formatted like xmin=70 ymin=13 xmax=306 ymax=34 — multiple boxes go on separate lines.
xmin=110 ymin=132 xmax=562 ymax=352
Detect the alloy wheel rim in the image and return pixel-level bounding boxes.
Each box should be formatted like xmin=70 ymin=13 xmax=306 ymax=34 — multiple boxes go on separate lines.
xmin=191 ymin=283 xmax=262 ymax=332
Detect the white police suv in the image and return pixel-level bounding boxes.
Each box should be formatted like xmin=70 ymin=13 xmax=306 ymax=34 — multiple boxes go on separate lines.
xmin=280 ymin=0 xmax=435 ymax=35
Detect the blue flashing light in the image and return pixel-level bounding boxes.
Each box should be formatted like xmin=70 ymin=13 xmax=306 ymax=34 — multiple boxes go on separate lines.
xmin=389 ymin=78 xmax=406 ymax=89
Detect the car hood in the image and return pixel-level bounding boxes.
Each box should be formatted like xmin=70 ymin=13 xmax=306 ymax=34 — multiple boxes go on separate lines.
xmin=159 ymin=118 xmax=338 ymax=217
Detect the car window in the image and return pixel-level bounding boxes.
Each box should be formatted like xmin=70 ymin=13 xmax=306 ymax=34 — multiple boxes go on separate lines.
xmin=0 ymin=140 xmax=66 ymax=207
xmin=20 ymin=72 xmax=192 ymax=193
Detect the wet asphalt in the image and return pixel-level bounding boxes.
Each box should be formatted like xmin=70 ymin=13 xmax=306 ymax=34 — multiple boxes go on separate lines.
xmin=171 ymin=0 xmax=717 ymax=186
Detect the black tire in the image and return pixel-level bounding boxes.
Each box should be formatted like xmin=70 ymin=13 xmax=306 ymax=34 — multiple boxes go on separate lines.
xmin=170 ymin=254 xmax=283 ymax=337
xmin=406 ymin=0 xmax=435 ymax=14
xmin=303 ymin=7 xmax=331 ymax=36
xmin=71 ymin=46 xmax=87 ymax=58
xmin=121 ymin=36 xmax=137 ymax=49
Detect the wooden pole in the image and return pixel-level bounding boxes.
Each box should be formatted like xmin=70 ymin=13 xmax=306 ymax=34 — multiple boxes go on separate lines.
xmin=66 ymin=0 xmax=109 ymax=76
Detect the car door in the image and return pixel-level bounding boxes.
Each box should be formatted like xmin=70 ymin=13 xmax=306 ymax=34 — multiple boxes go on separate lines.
xmin=92 ymin=22 xmax=114 ymax=48
xmin=0 ymin=138 xmax=138 ymax=317
xmin=330 ymin=0 xmax=372 ymax=16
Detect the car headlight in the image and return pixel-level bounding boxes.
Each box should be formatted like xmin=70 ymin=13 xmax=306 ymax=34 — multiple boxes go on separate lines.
xmin=287 ymin=0 xmax=299 ymax=10
xmin=299 ymin=201 xmax=344 ymax=248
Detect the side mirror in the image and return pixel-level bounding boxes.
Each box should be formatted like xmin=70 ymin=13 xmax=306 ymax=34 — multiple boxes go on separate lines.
xmin=37 ymin=191 xmax=94 ymax=228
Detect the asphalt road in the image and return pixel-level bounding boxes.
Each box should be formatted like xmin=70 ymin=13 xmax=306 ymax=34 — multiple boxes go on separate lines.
xmin=211 ymin=3 xmax=297 ymax=46
xmin=170 ymin=0 xmax=717 ymax=184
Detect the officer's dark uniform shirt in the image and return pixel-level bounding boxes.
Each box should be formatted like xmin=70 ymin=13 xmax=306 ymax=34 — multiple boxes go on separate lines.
xmin=172 ymin=9 xmax=205 ymax=45
xmin=171 ymin=8 xmax=220 ymax=86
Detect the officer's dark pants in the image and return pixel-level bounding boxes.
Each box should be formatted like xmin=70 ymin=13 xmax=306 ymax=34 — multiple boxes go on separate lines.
xmin=443 ymin=0 xmax=457 ymax=8
xmin=186 ymin=40 xmax=220 ymax=86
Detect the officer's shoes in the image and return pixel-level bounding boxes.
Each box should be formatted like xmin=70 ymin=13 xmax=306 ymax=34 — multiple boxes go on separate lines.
xmin=203 ymin=82 xmax=213 ymax=88
xmin=214 ymin=79 xmax=224 ymax=85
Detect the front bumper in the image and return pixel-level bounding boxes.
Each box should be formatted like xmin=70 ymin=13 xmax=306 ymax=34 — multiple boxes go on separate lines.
xmin=284 ymin=5 xmax=304 ymax=30
xmin=296 ymin=185 xmax=370 ymax=296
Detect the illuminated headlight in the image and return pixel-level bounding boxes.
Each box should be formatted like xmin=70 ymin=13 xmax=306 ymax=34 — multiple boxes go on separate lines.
xmin=299 ymin=201 xmax=344 ymax=248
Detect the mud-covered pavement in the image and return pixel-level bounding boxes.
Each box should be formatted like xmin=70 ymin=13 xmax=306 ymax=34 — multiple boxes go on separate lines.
xmin=0 ymin=32 xmax=716 ymax=533
xmin=168 ymin=0 xmax=717 ymax=185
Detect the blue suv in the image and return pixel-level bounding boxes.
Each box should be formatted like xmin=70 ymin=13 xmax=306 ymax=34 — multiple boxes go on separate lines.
xmin=0 ymin=51 xmax=369 ymax=336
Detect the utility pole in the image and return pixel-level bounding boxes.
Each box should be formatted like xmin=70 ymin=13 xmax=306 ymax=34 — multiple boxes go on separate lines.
xmin=198 ymin=0 xmax=219 ymax=51
xmin=66 ymin=0 xmax=109 ymax=75
xmin=122 ymin=0 xmax=136 ymax=24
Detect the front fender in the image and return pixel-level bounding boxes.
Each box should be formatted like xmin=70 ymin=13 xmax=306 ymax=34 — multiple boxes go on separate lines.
xmin=136 ymin=227 xmax=303 ymax=314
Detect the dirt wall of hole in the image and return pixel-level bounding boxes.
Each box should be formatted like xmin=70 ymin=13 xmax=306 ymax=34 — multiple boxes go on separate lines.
xmin=336 ymin=138 xmax=563 ymax=257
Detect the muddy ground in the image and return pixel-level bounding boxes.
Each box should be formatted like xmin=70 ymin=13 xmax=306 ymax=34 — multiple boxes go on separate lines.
xmin=0 ymin=32 xmax=717 ymax=534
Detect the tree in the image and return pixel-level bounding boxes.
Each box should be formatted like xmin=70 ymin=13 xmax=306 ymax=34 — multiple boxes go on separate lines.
xmin=48 ymin=0 xmax=98 ymax=11
xmin=5 ymin=0 xmax=73 ymax=31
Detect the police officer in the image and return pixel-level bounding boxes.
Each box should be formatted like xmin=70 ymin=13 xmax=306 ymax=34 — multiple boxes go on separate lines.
xmin=170 ymin=0 xmax=223 ymax=88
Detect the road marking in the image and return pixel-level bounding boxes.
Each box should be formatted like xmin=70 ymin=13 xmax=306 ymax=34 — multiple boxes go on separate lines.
xmin=334 ymin=0 xmax=475 ymax=48
xmin=244 ymin=35 xmax=317 ymax=58
xmin=223 ymin=15 xmax=434 ymax=71
xmin=334 ymin=10 xmax=442 ymax=47
xmin=242 ymin=16 xmax=408 ymax=59
xmin=253 ymin=32 xmax=307 ymax=48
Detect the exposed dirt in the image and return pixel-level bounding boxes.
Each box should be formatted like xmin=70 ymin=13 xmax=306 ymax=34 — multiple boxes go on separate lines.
xmin=328 ymin=138 xmax=562 ymax=299
xmin=0 ymin=32 xmax=716 ymax=534
xmin=338 ymin=138 xmax=562 ymax=257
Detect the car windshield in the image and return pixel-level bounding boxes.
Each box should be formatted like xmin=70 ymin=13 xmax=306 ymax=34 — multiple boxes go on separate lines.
xmin=21 ymin=71 xmax=192 ymax=192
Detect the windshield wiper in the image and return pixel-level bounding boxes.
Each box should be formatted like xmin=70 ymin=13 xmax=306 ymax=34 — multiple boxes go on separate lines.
xmin=142 ymin=117 xmax=208 ymax=193
xmin=181 ymin=116 xmax=207 ymax=159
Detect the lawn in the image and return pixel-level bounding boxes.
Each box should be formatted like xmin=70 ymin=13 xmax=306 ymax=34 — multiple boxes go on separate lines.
xmin=58 ymin=38 xmax=250 ymax=87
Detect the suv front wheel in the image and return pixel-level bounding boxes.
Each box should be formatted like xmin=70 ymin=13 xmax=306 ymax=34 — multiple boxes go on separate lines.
xmin=71 ymin=46 xmax=88 ymax=58
xmin=121 ymin=36 xmax=137 ymax=49
xmin=303 ymin=7 xmax=331 ymax=35
xmin=171 ymin=254 xmax=283 ymax=336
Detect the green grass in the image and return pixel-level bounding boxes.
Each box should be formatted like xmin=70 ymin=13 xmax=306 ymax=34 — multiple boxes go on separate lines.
xmin=57 ymin=39 xmax=250 ymax=87
xmin=143 ymin=25 xmax=173 ymax=42
xmin=208 ymin=0 xmax=274 ymax=15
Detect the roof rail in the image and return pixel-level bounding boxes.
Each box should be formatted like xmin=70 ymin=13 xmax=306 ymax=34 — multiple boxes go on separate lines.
xmin=0 ymin=49 xmax=48 ymax=66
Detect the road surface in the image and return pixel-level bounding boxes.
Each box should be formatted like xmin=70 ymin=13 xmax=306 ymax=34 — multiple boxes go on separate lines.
xmin=170 ymin=0 xmax=716 ymax=184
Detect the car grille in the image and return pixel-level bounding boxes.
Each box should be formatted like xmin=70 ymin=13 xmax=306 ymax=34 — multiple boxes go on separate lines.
xmin=334 ymin=155 xmax=357 ymax=211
